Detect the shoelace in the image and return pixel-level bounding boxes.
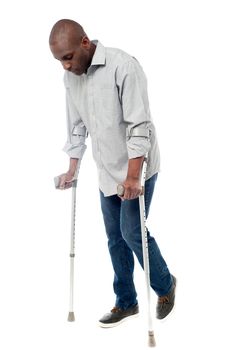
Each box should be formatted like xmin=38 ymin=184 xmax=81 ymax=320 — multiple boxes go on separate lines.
xmin=158 ymin=295 xmax=170 ymax=304
xmin=111 ymin=306 xmax=121 ymax=313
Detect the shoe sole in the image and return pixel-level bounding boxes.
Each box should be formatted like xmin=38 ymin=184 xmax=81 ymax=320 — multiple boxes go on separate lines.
xmin=98 ymin=313 xmax=139 ymax=328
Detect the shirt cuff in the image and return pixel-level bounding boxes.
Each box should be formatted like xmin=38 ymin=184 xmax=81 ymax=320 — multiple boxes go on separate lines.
xmin=126 ymin=137 xmax=151 ymax=159
xmin=63 ymin=142 xmax=87 ymax=159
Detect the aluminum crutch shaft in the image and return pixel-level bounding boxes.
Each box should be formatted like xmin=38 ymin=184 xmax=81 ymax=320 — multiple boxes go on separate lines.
xmin=138 ymin=158 xmax=156 ymax=347
xmin=67 ymin=160 xmax=81 ymax=322
xmin=67 ymin=179 xmax=77 ymax=321
xmin=117 ymin=155 xmax=156 ymax=347
xmin=54 ymin=161 xmax=81 ymax=322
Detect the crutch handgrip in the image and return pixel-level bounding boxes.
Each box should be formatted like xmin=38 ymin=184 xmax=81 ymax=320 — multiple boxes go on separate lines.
xmin=117 ymin=184 xmax=144 ymax=197
xmin=54 ymin=176 xmax=60 ymax=189
xmin=117 ymin=184 xmax=125 ymax=196
xmin=54 ymin=175 xmax=77 ymax=189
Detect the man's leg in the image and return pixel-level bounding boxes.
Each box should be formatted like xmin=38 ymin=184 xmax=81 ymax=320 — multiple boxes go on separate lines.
xmin=120 ymin=173 xmax=173 ymax=297
xmin=99 ymin=190 xmax=138 ymax=309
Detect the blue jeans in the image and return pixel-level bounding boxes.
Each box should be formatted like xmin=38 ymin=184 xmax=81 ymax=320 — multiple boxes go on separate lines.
xmin=99 ymin=173 xmax=173 ymax=310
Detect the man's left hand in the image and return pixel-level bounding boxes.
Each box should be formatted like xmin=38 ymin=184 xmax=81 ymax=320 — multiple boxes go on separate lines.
xmin=119 ymin=177 xmax=142 ymax=200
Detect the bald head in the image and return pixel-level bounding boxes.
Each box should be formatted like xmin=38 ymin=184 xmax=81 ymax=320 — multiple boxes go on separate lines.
xmin=49 ymin=19 xmax=86 ymax=46
xmin=49 ymin=19 xmax=96 ymax=76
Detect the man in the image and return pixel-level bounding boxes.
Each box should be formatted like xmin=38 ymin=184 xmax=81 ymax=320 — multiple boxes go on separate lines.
xmin=49 ymin=19 xmax=176 ymax=327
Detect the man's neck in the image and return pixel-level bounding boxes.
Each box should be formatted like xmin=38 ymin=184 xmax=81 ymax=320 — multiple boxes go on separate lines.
xmin=86 ymin=42 xmax=96 ymax=72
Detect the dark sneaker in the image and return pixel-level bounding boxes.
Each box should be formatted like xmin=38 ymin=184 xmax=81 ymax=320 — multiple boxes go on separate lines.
xmin=98 ymin=304 xmax=139 ymax=328
xmin=156 ymin=275 xmax=177 ymax=320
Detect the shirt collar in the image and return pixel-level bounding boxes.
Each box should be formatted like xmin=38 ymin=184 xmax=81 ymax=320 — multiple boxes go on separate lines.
xmin=90 ymin=40 xmax=106 ymax=66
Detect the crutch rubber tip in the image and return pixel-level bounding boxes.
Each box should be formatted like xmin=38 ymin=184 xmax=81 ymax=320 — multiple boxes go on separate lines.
xmin=68 ymin=312 xmax=75 ymax=322
xmin=148 ymin=331 xmax=156 ymax=347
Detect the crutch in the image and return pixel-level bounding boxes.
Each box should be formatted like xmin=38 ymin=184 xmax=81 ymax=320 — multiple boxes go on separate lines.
xmin=117 ymin=154 xmax=156 ymax=347
xmin=54 ymin=161 xmax=81 ymax=322
xmin=67 ymin=176 xmax=77 ymax=321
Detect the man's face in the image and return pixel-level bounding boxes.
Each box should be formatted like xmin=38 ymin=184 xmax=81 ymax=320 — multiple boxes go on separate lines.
xmin=50 ymin=36 xmax=91 ymax=75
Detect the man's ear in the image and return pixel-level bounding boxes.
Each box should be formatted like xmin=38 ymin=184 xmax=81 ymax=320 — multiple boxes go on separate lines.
xmin=81 ymin=36 xmax=91 ymax=49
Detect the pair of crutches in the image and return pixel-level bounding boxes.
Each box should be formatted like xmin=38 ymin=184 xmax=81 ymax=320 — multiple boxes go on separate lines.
xmin=56 ymin=154 xmax=156 ymax=347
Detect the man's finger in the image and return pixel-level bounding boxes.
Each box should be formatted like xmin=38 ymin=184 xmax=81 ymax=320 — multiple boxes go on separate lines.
xmin=66 ymin=177 xmax=74 ymax=183
xmin=64 ymin=182 xmax=73 ymax=189
xmin=124 ymin=188 xmax=132 ymax=200
xmin=125 ymin=189 xmax=141 ymax=200
xmin=59 ymin=179 xmax=64 ymax=187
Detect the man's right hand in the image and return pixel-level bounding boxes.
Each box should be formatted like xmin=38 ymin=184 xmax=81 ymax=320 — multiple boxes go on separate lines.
xmin=57 ymin=172 xmax=75 ymax=190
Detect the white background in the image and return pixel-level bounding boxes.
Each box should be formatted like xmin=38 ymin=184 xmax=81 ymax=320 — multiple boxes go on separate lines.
xmin=0 ymin=1 xmax=232 ymax=349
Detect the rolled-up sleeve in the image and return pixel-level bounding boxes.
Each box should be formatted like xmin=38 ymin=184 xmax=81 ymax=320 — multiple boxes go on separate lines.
xmin=62 ymin=77 xmax=87 ymax=159
xmin=117 ymin=58 xmax=152 ymax=159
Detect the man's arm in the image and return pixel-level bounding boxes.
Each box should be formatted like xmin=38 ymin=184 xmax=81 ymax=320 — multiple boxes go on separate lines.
xmin=121 ymin=156 xmax=144 ymax=200
xmin=68 ymin=158 xmax=79 ymax=177
xmin=58 ymin=74 xmax=87 ymax=190
xmin=116 ymin=59 xmax=152 ymax=200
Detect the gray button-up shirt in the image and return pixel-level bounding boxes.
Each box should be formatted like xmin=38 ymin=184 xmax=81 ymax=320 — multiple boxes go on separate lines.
xmin=63 ymin=40 xmax=160 ymax=196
